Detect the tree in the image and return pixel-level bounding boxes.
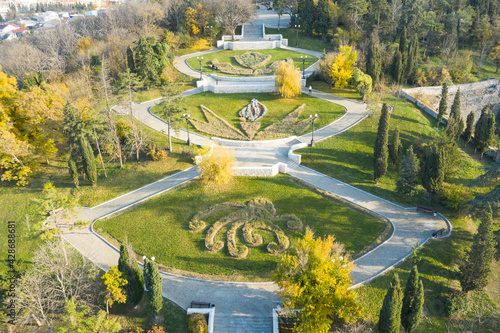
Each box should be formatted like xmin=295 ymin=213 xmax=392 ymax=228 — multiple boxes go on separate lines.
xmin=459 ymin=205 xmax=496 ymax=292
xmin=196 ymin=141 xmax=235 ymax=192
xmin=118 ymin=243 xmax=144 ymax=307
xmin=389 ymin=127 xmax=402 ymax=165
xmin=399 ymin=27 xmax=408 ymax=70
xmin=67 ymin=156 xmax=79 ymax=187
xmin=374 ymin=103 xmax=390 ymax=184
xmin=352 ymin=67 xmax=372 ymax=100
xmin=329 ymin=46 xmax=358 ymax=89
xmin=378 ymin=274 xmax=402 ymax=333
xmin=401 ymin=266 xmax=424 ymax=333
xmin=436 ymin=82 xmax=448 ymax=127
xmin=488 ymin=44 xmax=500 ymax=73
xmin=119 ymin=68 xmax=144 ymax=160
xmin=463 ymin=111 xmax=475 ymax=146
xmin=210 ymin=0 xmax=255 ymax=40
xmin=300 ymin=0 xmax=316 ymax=34
xmin=185 ymin=3 xmax=209 ymax=37
xmin=391 ymin=49 xmax=403 ymax=84
xmin=56 ymin=299 xmax=122 ymax=333
xmin=421 ymin=145 xmax=444 ymax=200
xmin=405 ymin=33 xmax=418 ymax=84
xmin=318 ymin=52 xmax=336 ymax=88
xmin=314 ymin=0 xmax=331 ymax=37
xmin=158 ymin=83 xmax=185 ymax=153
xmin=273 ymin=228 xmax=362 ymax=333
xmin=397 ymin=145 xmax=420 ymax=196
xmin=366 ymin=31 xmax=382 ymax=84
xmin=79 ymin=135 xmax=97 ymax=186
xmin=133 ymin=36 xmax=171 ymax=86
xmin=101 ymin=266 xmax=127 ymax=318
xmin=445 ymin=89 xmax=462 ymax=140
xmin=126 ymin=45 xmax=136 ymax=73
xmin=274 ymin=0 xmax=285 ymax=30
xmin=275 ymin=61 xmax=302 ymax=98
xmin=144 ymin=258 xmax=163 ymax=317
xmin=474 ymin=106 xmax=496 ymax=158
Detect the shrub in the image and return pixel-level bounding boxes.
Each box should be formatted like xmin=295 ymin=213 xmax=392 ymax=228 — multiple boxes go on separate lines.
xmin=227 ymin=221 xmax=249 ymax=259
xmin=234 ymin=52 xmax=272 ymax=69
xmin=439 ymin=184 xmax=473 ymax=211
xmin=146 ymin=145 xmax=168 ymax=161
xmin=188 ymin=313 xmax=208 ymax=333
xmin=275 ymin=61 xmax=302 ymax=98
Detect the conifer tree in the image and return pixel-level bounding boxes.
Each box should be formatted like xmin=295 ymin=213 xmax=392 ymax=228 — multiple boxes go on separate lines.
xmin=422 ymin=145 xmax=444 ymax=200
xmin=463 ymin=111 xmax=475 ymax=146
xmin=79 ymin=136 xmax=97 ymax=186
xmin=459 ymin=205 xmax=496 ymax=292
xmin=391 ymin=49 xmax=403 ymax=84
xmin=148 ymin=259 xmax=163 ymax=317
xmin=397 ymin=145 xmax=420 ymax=196
xmin=378 ymin=274 xmax=403 ymax=333
xmin=118 ymin=244 xmax=144 ymax=307
xmin=406 ymin=34 xmax=418 ymax=84
xmin=67 ymin=156 xmax=79 ymax=188
xmin=474 ymin=107 xmax=496 ymax=158
xmin=126 ymin=46 xmax=136 ymax=73
xmin=367 ymin=31 xmax=382 ymax=84
xmin=118 ymin=244 xmax=130 ymax=274
xmin=436 ymin=83 xmax=448 ymax=127
xmin=399 ymin=27 xmax=408 ymax=71
xmin=314 ymin=0 xmax=331 ymax=37
xmin=401 ymin=266 xmax=424 ymax=333
xmin=374 ymin=103 xmax=391 ymax=184
xmin=445 ymin=89 xmax=461 ymax=140
xmin=389 ymin=127 xmax=402 ymax=165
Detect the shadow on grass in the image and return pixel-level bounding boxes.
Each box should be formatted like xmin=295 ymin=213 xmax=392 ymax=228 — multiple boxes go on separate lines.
xmin=177 ymin=255 xmax=277 ymax=276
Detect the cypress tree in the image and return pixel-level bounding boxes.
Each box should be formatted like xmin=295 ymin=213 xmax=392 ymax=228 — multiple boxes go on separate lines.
xmin=118 ymin=244 xmax=130 ymax=274
xmin=148 ymin=259 xmax=163 ymax=316
xmin=374 ymin=104 xmax=391 ymax=184
xmin=406 ymin=34 xmax=418 ymax=84
xmin=378 ymin=274 xmax=403 ymax=333
xmin=399 ymin=27 xmax=408 ymax=70
xmin=314 ymin=0 xmax=331 ymax=38
xmin=79 ymin=136 xmax=97 ymax=186
xmin=401 ymin=266 xmax=424 ymax=333
xmin=389 ymin=127 xmax=402 ymax=165
xmin=459 ymin=205 xmax=496 ymax=292
xmin=475 ymin=107 xmax=496 ymax=158
xmin=397 ymin=145 xmax=420 ymax=196
xmin=119 ymin=244 xmax=145 ymax=307
xmin=67 ymin=156 xmax=79 ymax=188
xmin=126 ymin=45 xmax=136 ymax=73
xmin=367 ymin=31 xmax=382 ymax=84
xmin=144 ymin=257 xmax=152 ymax=291
xmin=445 ymin=89 xmax=462 ymax=140
xmin=391 ymin=49 xmax=403 ymax=84
xmin=457 ymin=118 xmax=465 ymax=140
xmin=436 ymin=83 xmax=448 ymax=127
xmin=422 ymin=145 xmax=444 ymax=200
xmin=463 ymin=111 xmax=475 ymax=146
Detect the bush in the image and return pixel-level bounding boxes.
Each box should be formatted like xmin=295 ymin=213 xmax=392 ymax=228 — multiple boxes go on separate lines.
xmin=439 ymin=184 xmax=473 ymax=211
xmin=188 ymin=313 xmax=208 ymax=333
xmin=234 ymin=52 xmax=272 ymax=69
xmin=146 ymin=144 xmax=168 ymax=161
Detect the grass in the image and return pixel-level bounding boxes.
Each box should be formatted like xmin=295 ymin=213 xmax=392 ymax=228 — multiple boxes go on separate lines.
xmin=306 ymin=79 xmax=365 ymax=101
xmin=186 ymin=49 xmax=317 ymax=76
xmin=265 ymin=28 xmax=334 ymax=52
xmin=94 ymin=176 xmax=385 ymax=281
xmin=152 ymin=92 xmax=345 ymax=140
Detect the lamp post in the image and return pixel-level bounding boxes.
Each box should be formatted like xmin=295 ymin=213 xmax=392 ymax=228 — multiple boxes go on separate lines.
xmin=183 ymin=113 xmax=191 ymax=146
xmin=309 ymin=114 xmax=318 ymax=146
xmin=206 ymin=25 xmax=213 ymax=47
xmin=301 ymin=55 xmax=307 ymax=79
xmin=197 ymin=56 xmax=203 ymax=80
xmin=294 ymin=24 xmax=300 ymax=47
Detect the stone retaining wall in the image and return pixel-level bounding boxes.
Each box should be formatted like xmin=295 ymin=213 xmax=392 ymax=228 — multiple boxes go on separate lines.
xmin=233 ymin=163 xmax=287 ymax=177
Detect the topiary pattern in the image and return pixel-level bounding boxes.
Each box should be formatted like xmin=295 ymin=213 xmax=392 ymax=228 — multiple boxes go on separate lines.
xmin=189 ymin=198 xmax=302 ymax=259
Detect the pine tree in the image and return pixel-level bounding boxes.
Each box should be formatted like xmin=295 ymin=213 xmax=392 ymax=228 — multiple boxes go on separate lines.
xmin=148 ymin=259 xmax=163 ymax=316
xmin=314 ymin=0 xmax=331 ymax=37
xmin=399 ymin=27 xmax=408 ymax=71
xmin=401 ymin=266 xmax=424 ymax=333
xmin=397 ymin=146 xmax=420 ymax=196
xmin=79 ymin=136 xmax=97 ymax=186
xmin=445 ymin=89 xmax=462 ymax=140
xmin=67 ymin=156 xmax=79 ymax=188
xmin=463 ymin=111 xmax=475 ymax=146
xmin=367 ymin=31 xmax=382 ymax=84
xmin=126 ymin=46 xmax=136 ymax=73
xmin=475 ymin=107 xmax=496 ymax=158
xmin=118 ymin=244 xmax=130 ymax=274
xmin=459 ymin=205 xmax=496 ymax=292
xmin=436 ymin=83 xmax=448 ymax=127
xmin=118 ymin=244 xmax=144 ymax=307
xmin=301 ymin=0 xmax=316 ymax=35
xmin=406 ymin=34 xmax=418 ymax=84
xmin=378 ymin=274 xmax=403 ymax=333
xmin=374 ymin=104 xmax=391 ymax=184
xmin=389 ymin=127 xmax=402 ymax=165
xmin=457 ymin=118 xmax=465 ymax=140
xmin=422 ymin=145 xmax=444 ymax=200
xmin=391 ymin=49 xmax=403 ymax=84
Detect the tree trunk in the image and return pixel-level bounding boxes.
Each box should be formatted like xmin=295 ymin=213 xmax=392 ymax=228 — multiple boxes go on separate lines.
xmin=106 ymin=299 xmax=109 ymax=319
xmin=278 ymin=15 xmax=280 ymax=31
xmin=93 ymin=128 xmax=107 ymax=177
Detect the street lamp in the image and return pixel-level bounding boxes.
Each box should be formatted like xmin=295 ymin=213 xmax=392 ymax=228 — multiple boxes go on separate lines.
xmin=197 ymin=56 xmax=203 ymax=80
xmin=309 ymin=114 xmax=318 ymax=146
xmin=294 ymin=24 xmax=300 ymax=47
xmin=206 ymin=25 xmax=213 ymax=48
xmin=183 ymin=113 xmax=191 ymax=146
xmin=301 ymin=55 xmax=307 ymax=79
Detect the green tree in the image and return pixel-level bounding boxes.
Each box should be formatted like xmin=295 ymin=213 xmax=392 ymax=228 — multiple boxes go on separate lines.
xmin=67 ymin=156 xmax=79 ymax=188
xmin=378 ymin=274 xmax=403 ymax=333
xmin=145 ymin=258 xmax=163 ymax=317
xmin=133 ymin=36 xmax=171 ymax=86
xmin=158 ymin=83 xmax=186 ymax=153
xmin=445 ymin=89 xmax=462 ymax=140
xmin=397 ymin=145 xmax=420 ymax=196
xmin=118 ymin=243 xmax=144 ymax=307
xmin=401 ymin=266 xmax=424 ymax=333
xmin=352 ymin=67 xmax=372 ymax=100
xmin=79 ymin=136 xmax=97 ymax=187
xmin=474 ymin=106 xmax=496 ymax=158
xmin=436 ymin=82 xmax=448 ymax=127
xmin=391 ymin=49 xmax=403 ymax=84
xmin=126 ymin=45 xmax=136 ymax=73
xmin=399 ymin=27 xmax=408 ymax=70
xmin=273 ymin=228 xmax=362 ymax=333
xmin=421 ymin=145 xmax=444 ymax=200
xmin=374 ymin=103 xmax=390 ymax=184
xmin=405 ymin=33 xmax=418 ymax=84
xmin=314 ymin=0 xmax=331 ymax=37
xmin=366 ymin=31 xmax=382 ymax=84
xmin=274 ymin=0 xmax=285 ymax=30
xmin=463 ymin=111 xmax=475 ymax=146
xmin=389 ymin=127 xmax=402 ymax=165
xmin=459 ymin=205 xmax=496 ymax=292
xmin=300 ymin=0 xmax=316 ymax=34
xmin=56 ymin=299 xmax=121 ymax=333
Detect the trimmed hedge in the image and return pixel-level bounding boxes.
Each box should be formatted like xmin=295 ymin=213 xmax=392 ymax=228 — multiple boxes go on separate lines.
xmin=188 ymin=313 xmax=208 ymax=333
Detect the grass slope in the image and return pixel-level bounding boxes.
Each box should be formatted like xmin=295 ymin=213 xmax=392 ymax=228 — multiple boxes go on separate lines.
xmin=94 ymin=176 xmax=385 ymax=281
xmin=265 ymin=28 xmax=334 ymax=52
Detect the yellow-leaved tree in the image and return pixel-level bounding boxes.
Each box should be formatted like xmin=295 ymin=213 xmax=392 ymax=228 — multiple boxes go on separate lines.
xmin=329 ymin=45 xmax=358 ymax=88
xmin=273 ymin=228 xmax=363 ymax=333
xmin=196 ymin=141 xmax=235 ymax=191
xmin=275 ymin=61 xmax=302 ymax=98
xmin=101 ymin=266 xmax=127 ymax=319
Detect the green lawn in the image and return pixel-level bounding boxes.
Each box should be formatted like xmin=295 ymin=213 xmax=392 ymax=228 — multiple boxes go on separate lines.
xmin=265 ymin=28 xmax=334 ymax=52
xmin=306 ymin=79 xmax=365 ymax=102
xmin=186 ymin=49 xmax=317 ymax=76
xmin=94 ymin=176 xmax=385 ymax=281
xmin=152 ymin=92 xmax=345 ymax=140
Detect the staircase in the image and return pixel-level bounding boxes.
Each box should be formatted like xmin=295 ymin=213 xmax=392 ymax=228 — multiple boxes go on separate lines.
xmin=242 ymin=23 xmax=264 ymax=40
xmin=214 ymin=313 xmax=273 ymax=333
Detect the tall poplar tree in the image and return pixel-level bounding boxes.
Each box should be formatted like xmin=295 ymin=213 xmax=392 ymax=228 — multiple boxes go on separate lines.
xmin=147 ymin=259 xmax=163 ymax=317
xmin=367 ymin=31 xmax=382 ymax=84
xmin=374 ymin=103 xmax=391 ymax=184
xmin=391 ymin=49 xmax=403 ymax=84
xmin=399 ymin=27 xmax=408 ymax=70
xmin=406 ymin=33 xmax=418 ymax=84
xmin=314 ymin=0 xmax=331 ymax=37
xmin=436 ymin=82 xmax=448 ymax=127
xmin=401 ymin=266 xmax=424 ymax=333
xmin=463 ymin=111 xmax=475 ymax=146
xmin=459 ymin=205 xmax=496 ymax=292
xmin=445 ymin=89 xmax=462 ymax=140
xmin=389 ymin=127 xmax=402 ymax=165
xmin=378 ymin=274 xmax=403 ymax=333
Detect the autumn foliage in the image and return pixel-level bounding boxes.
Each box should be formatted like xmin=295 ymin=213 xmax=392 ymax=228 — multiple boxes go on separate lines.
xmin=275 ymin=61 xmax=302 ymax=98
xmin=195 ymin=141 xmax=235 ymax=192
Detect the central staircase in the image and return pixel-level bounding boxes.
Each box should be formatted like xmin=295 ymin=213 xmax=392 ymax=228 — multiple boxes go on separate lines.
xmin=214 ymin=313 xmax=273 ymax=333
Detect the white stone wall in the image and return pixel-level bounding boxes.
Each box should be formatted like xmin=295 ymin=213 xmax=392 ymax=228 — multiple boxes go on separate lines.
xmin=233 ymin=163 xmax=287 ymax=177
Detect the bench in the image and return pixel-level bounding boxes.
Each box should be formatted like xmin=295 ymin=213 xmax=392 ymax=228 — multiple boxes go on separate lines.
xmin=432 ymin=228 xmax=446 ymax=238
xmin=417 ymin=205 xmax=436 ymax=215
xmin=190 ymin=301 xmax=213 ymax=308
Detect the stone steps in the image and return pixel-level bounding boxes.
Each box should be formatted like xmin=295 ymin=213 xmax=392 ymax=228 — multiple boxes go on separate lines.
xmin=214 ymin=314 xmax=273 ymax=333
